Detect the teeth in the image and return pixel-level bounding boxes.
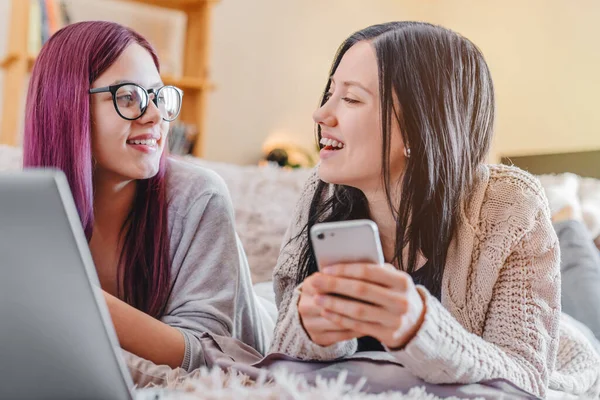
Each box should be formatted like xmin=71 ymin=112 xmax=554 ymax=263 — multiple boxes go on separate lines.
xmin=320 ymin=137 xmax=344 ymax=149
xmin=128 ymin=139 xmax=157 ymax=146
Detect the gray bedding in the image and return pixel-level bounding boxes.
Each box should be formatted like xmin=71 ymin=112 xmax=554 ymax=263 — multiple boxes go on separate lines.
xmin=126 ymin=333 xmax=539 ymax=399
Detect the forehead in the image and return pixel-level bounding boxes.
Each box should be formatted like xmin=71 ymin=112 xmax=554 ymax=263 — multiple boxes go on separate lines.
xmin=93 ymin=43 xmax=161 ymax=87
xmin=332 ymin=40 xmax=378 ymax=90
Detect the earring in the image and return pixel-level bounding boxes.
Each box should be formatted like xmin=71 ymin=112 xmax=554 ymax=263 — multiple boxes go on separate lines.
xmin=404 ymin=147 xmax=411 ymax=158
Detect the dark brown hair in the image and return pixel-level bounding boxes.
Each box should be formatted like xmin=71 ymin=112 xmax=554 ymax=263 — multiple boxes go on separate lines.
xmin=296 ymin=22 xmax=495 ymax=296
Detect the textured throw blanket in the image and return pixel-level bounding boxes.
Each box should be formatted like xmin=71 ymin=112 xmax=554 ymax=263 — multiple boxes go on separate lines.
xmin=125 ymin=333 xmax=538 ymax=400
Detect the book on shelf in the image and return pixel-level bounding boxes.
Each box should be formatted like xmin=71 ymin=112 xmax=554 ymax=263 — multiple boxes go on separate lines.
xmin=168 ymin=123 xmax=198 ymax=156
xmin=28 ymin=0 xmax=72 ymax=56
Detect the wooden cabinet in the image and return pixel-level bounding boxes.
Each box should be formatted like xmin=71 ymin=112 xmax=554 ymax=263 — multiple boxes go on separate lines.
xmin=0 ymin=0 xmax=216 ymax=156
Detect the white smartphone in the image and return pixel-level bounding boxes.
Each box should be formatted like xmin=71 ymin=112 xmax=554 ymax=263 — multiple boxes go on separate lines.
xmin=310 ymin=219 xmax=385 ymax=270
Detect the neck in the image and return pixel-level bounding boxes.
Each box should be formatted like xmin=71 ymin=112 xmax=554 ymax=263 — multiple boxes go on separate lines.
xmin=362 ymin=184 xmax=400 ymax=264
xmin=93 ymin=170 xmax=137 ymax=235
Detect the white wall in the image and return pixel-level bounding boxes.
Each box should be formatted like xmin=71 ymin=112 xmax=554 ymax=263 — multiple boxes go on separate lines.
xmin=1 ymin=0 xmax=599 ymax=164
xmin=205 ymin=0 xmax=437 ymax=164
xmin=205 ymin=0 xmax=600 ymax=164
xmin=426 ymin=0 xmax=600 ymax=163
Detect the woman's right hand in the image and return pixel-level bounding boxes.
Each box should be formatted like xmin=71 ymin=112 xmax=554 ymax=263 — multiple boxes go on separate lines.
xmin=298 ymin=272 xmax=360 ymax=346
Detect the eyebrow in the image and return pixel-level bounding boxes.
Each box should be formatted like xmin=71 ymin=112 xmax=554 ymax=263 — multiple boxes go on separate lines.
xmin=330 ymin=76 xmax=373 ymax=96
xmin=109 ymin=79 xmax=164 ymax=88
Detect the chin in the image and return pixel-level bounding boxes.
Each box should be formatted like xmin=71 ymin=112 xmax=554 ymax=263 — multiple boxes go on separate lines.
xmin=128 ymin=162 xmax=161 ymax=180
xmin=140 ymin=166 xmax=161 ymax=180
xmin=318 ymin=164 xmax=377 ymax=192
xmin=318 ymin=164 xmax=350 ymax=186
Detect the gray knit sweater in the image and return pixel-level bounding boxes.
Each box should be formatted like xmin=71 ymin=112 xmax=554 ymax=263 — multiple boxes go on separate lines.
xmin=160 ymin=158 xmax=268 ymax=371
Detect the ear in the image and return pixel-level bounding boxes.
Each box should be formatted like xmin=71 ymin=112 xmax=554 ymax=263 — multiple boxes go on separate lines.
xmin=403 ymin=147 xmax=411 ymax=158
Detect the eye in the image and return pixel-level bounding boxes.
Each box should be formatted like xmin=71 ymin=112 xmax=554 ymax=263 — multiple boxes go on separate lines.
xmin=116 ymin=94 xmax=136 ymax=108
xmin=323 ymin=92 xmax=333 ymax=102
xmin=342 ymin=97 xmax=360 ymax=104
xmin=117 ymin=94 xmax=133 ymax=102
xmin=116 ymin=91 xmax=142 ymax=108
xmin=115 ymin=85 xmax=145 ymax=108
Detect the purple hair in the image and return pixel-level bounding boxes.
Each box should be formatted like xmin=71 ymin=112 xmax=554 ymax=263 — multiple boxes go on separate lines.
xmin=23 ymin=21 xmax=171 ymax=318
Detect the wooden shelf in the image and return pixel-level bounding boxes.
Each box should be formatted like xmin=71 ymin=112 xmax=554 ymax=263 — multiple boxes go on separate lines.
xmin=0 ymin=54 xmax=18 ymax=69
xmin=163 ymin=75 xmax=214 ymax=91
xmin=0 ymin=53 xmax=35 ymax=70
xmin=122 ymin=0 xmax=218 ymax=10
xmin=1 ymin=54 xmax=213 ymax=92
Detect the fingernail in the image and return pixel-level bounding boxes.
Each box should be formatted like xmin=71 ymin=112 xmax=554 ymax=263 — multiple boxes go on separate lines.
xmin=323 ymin=267 xmax=334 ymax=274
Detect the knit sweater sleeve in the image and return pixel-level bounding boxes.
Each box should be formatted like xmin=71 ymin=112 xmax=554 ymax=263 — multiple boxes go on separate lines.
xmin=388 ymin=173 xmax=561 ymax=399
xmin=268 ymin=169 xmax=358 ymax=359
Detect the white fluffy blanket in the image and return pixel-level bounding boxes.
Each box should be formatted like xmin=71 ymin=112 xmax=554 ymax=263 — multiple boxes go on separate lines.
xmin=538 ymin=173 xmax=600 ymax=243
xmin=140 ymin=368 xmax=486 ymax=400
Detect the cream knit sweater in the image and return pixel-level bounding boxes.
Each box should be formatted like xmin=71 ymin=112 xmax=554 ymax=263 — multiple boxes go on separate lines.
xmin=270 ymin=164 xmax=600 ymax=399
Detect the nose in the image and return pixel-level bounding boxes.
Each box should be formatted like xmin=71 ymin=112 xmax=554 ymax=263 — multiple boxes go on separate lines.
xmin=312 ymin=101 xmax=337 ymax=128
xmin=138 ymin=96 xmax=162 ymax=125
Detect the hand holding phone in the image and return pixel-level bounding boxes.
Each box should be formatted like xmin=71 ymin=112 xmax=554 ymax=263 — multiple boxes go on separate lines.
xmin=297 ymin=220 xmax=384 ymax=346
xmin=300 ymin=219 xmax=426 ymax=349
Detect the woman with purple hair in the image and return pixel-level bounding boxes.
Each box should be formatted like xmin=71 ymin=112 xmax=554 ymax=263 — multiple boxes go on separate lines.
xmin=23 ymin=21 xmax=269 ymax=373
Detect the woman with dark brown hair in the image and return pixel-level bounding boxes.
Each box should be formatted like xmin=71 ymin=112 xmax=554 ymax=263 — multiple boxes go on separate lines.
xmin=270 ymin=21 xmax=600 ymax=398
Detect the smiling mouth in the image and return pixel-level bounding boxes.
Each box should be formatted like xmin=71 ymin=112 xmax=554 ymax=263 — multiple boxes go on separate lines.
xmin=126 ymin=139 xmax=158 ymax=146
xmin=320 ymin=137 xmax=345 ymax=150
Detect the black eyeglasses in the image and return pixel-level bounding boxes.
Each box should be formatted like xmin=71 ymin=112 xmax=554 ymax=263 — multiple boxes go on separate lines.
xmin=89 ymin=82 xmax=183 ymax=122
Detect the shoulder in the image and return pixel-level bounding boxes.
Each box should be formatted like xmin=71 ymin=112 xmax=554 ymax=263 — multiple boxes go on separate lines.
xmin=165 ymin=157 xmax=233 ymax=218
xmin=469 ymin=164 xmax=558 ymax=259
xmin=487 ymin=164 xmax=547 ymax=202
xmin=478 ymin=164 xmax=551 ymax=230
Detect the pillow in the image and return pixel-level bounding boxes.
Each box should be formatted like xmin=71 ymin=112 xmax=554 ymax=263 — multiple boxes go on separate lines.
xmin=538 ymin=172 xmax=600 ymax=243
xmin=183 ymin=156 xmax=312 ymax=283
xmin=580 ymin=177 xmax=600 ymax=240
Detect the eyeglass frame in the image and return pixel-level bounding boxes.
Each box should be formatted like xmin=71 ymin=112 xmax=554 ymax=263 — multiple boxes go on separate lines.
xmin=88 ymin=82 xmax=184 ymax=122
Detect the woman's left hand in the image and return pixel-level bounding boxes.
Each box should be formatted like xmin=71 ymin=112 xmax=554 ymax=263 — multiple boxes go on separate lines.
xmin=310 ymin=263 xmax=426 ymax=349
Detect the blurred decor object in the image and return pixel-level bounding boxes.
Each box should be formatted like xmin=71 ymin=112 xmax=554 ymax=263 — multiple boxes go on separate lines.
xmin=260 ymin=132 xmax=318 ymax=169
xmin=168 ymin=122 xmax=198 ymax=156
xmin=28 ymin=0 xmax=72 ymax=55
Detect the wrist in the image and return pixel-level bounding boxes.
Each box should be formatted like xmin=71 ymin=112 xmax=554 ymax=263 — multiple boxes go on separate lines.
xmin=409 ymin=290 xmax=427 ymax=339
xmin=388 ymin=289 xmax=427 ymax=350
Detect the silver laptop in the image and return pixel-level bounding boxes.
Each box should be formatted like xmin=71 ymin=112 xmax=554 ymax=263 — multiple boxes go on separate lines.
xmin=0 ymin=170 xmax=166 ymax=400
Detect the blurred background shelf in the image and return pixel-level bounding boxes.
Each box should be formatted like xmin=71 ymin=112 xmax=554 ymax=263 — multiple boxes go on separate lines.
xmin=0 ymin=0 xmax=217 ymax=157
xmin=0 ymin=53 xmax=214 ymax=91
xmin=124 ymin=0 xmax=218 ymax=10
